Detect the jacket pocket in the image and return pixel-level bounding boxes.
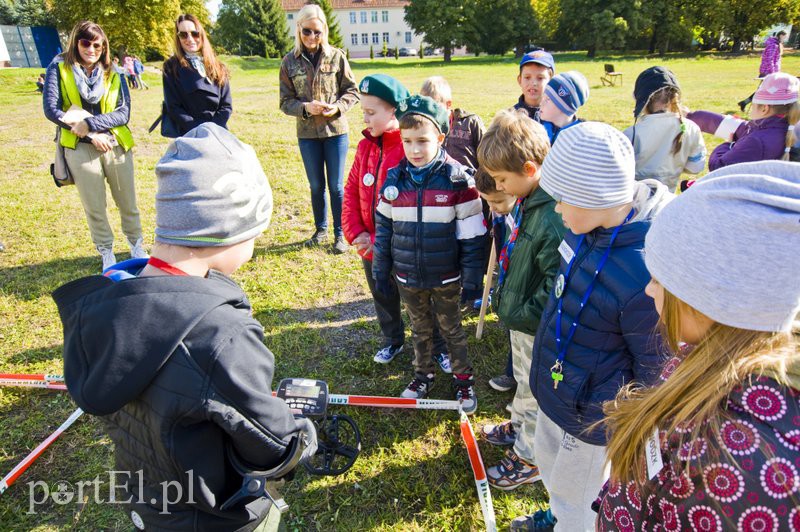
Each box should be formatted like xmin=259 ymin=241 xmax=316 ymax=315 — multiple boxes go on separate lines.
xmin=289 ymin=65 xmax=307 ymax=95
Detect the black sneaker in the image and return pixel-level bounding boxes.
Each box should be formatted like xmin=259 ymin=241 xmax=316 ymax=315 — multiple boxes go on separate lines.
xmin=304 ymin=229 xmax=327 ymax=247
xmin=401 ymin=374 xmax=434 ymax=398
xmin=489 ymin=374 xmax=516 ymax=392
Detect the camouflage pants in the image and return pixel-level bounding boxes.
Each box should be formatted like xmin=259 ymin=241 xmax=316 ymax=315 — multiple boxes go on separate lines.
xmin=397 ymin=282 xmax=471 ymax=377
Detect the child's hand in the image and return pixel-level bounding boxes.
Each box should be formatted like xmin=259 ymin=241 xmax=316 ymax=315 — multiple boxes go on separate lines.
xmin=353 ymin=232 xmax=372 ymax=253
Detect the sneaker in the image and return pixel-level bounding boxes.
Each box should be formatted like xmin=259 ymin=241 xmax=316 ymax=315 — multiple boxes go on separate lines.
xmin=98 ymin=247 xmax=117 ymax=272
xmin=510 ymin=509 xmax=557 ymax=531
xmin=433 ymin=352 xmax=452 ymax=374
xmin=304 ymin=229 xmax=327 ymax=247
xmin=128 ymin=237 xmax=149 ymax=259
xmin=489 ymin=374 xmax=516 ymax=393
xmin=482 ymin=421 xmax=517 ymax=446
xmin=487 ymin=449 xmax=541 ymax=490
xmin=401 ymin=374 xmax=434 ymax=398
xmin=332 ymin=235 xmax=348 ymax=254
xmin=374 ymin=344 xmax=403 ymax=364
xmin=472 ymin=289 xmax=492 ymax=310
xmin=453 ymin=374 xmax=476 ymax=415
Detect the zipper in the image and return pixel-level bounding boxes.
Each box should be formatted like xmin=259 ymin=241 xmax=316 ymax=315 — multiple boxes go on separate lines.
xmin=416 ymin=176 xmax=423 ymax=283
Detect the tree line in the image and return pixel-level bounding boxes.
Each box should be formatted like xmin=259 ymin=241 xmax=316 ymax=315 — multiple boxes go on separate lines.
xmin=1 ymin=0 xmax=797 ymax=60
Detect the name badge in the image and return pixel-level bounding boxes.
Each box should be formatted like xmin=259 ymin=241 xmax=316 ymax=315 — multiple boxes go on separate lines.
xmin=362 ymin=173 xmax=375 ymax=187
xmin=645 ymin=426 xmax=664 ymax=480
xmin=558 ymin=239 xmax=574 ymax=263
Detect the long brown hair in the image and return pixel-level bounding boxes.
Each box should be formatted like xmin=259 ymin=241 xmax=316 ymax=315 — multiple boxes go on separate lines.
xmin=603 ymin=285 xmax=796 ymax=485
xmin=642 ymin=86 xmax=687 ymax=156
xmin=63 ymin=21 xmax=112 ymax=79
xmin=166 ymin=14 xmax=227 ymax=85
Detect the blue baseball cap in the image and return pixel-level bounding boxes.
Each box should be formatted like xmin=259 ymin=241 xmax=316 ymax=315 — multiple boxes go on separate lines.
xmin=519 ymin=50 xmax=555 ymax=72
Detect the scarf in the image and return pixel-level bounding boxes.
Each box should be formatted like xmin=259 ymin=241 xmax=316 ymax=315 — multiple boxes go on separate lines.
xmin=408 ymin=148 xmax=444 ymax=184
xmin=186 ymin=53 xmax=207 ymax=80
xmin=72 ymin=63 xmax=105 ymax=104
xmin=497 ymin=197 xmax=524 ymax=288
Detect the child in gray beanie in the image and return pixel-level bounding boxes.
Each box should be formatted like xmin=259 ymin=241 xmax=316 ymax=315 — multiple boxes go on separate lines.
xmin=53 ymin=123 xmax=316 ymax=531
xmin=597 ymin=160 xmax=800 ymax=531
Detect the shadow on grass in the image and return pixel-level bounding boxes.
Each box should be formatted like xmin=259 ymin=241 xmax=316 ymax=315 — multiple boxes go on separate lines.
xmin=0 ymin=255 xmax=109 ymax=301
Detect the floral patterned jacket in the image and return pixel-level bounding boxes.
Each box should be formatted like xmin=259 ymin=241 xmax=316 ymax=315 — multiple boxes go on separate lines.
xmin=597 ymin=353 xmax=800 ymax=532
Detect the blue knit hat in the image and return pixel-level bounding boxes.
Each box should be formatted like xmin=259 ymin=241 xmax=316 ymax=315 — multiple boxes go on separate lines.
xmin=544 ymin=71 xmax=589 ymax=117
xmin=540 ymin=122 xmax=635 ymax=209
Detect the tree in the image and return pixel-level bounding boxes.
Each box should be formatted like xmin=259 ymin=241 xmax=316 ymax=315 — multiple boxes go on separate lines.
xmin=394 ymin=45 xmax=399 ymax=59
xmin=381 ymin=40 xmax=388 ymax=57
xmin=690 ymin=0 xmax=800 ymax=52
xmin=532 ymin=0 xmax=560 ymax=40
xmin=466 ymin=0 xmax=539 ymax=56
xmin=307 ymin=0 xmax=343 ymax=48
xmin=0 ymin=0 xmax=16 ymax=24
xmin=214 ymin=0 xmax=290 ymax=58
xmin=49 ymin=0 xmax=210 ymax=57
xmin=404 ymin=0 xmax=472 ymax=62
xmin=369 ymin=44 xmax=374 ymax=59
xmin=558 ymin=0 xmax=641 ymax=57
xmin=12 ymin=0 xmax=54 ymax=26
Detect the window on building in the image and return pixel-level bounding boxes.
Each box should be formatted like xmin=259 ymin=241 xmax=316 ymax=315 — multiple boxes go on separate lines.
xmin=405 ymin=32 xmax=412 ymax=44
xmin=360 ymin=11 xmax=367 ymax=23
xmin=350 ymin=12 xmax=356 ymax=24
xmin=382 ymin=10 xmax=389 ymax=23
xmin=382 ymin=32 xmax=389 ymax=43
xmin=351 ymin=34 xmax=358 ymax=46
xmin=372 ymin=32 xmax=379 ymax=44
xmin=361 ymin=33 xmax=368 ymax=45
xmin=371 ymin=11 xmax=378 ymax=23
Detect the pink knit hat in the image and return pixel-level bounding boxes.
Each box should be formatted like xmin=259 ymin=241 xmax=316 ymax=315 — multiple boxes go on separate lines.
xmin=753 ymin=73 xmax=799 ymax=105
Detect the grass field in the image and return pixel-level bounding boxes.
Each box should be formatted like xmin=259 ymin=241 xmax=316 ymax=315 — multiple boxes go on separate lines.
xmin=1 ymin=50 xmax=798 ymax=531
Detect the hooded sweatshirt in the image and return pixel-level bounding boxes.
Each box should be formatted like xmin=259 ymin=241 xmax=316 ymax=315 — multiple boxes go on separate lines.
xmin=53 ymin=263 xmax=301 ymax=531
xmin=530 ymin=180 xmax=672 ymax=445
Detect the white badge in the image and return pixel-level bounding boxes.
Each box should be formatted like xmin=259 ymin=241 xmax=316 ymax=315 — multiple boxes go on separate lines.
xmin=554 ymin=273 xmax=565 ymax=298
xmin=383 ymin=185 xmax=399 ymax=201
xmin=362 ymin=172 xmax=375 ymax=187
xmin=645 ymin=426 xmax=664 ymax=480
xmin=558 ymin=239 xmax=575 ymax=263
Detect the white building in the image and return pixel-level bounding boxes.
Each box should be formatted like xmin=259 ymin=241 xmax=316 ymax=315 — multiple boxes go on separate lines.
xmin=282 ymin=0 xmax=424 ymax=59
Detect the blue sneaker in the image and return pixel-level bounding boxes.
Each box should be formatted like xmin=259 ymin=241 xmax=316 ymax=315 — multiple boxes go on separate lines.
xmin=473 ymin=288 xmax=493 ymax=310
xmin=374 ymin=344 xmax=403 ymax=364
xmin=510 ymin=508 xmax=557 ymax=531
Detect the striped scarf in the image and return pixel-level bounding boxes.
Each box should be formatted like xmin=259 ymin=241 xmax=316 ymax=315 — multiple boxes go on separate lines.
xmin=497 ymin=197 xmax=524 ymax=288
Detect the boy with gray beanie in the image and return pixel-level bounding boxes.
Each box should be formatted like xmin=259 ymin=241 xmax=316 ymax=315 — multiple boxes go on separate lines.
xmin=53 ymin=123 xmax=316 ymax=531
xmin=511 ymin=122 xmax=671 ymax=531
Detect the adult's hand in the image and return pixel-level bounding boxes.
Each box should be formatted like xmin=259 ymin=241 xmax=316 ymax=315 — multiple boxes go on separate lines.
xmin=91 ymin=135 xmax=114 ymax=153
xmin=71 ymin=119 xmax=90 ymax=138
xmin=304 ymin=100 xmax=329 ymax=116
xmin=321 ymin=104 xmax=339 ymax=118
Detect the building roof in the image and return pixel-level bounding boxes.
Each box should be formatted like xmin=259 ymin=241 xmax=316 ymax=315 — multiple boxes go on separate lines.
xmin=282 ymin=0 xmax=410 ymax=10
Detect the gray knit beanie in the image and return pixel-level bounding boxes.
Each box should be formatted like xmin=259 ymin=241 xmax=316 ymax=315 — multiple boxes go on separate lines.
xmin=540 ymin=121 xmax=635 ymax=209
xmin=645 ymin=161 xmax=800 ymax=332
xmin=155 ymin=123 xmax=273 ymax=247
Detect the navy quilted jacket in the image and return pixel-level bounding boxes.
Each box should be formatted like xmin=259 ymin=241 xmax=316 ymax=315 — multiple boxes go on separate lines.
xmin=372 ymin=152 xmax=487 ymax=290
xmin=531 ymin=180 xmax=672 ymax=445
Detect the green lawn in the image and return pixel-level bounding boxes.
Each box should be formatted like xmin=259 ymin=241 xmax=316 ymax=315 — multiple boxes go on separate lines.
xmin=0 ymin=50 xmax=798 ymax=531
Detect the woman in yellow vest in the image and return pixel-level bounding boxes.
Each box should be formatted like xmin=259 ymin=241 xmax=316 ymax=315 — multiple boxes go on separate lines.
xmin=43 ymin=21 xmax=145 ymax=271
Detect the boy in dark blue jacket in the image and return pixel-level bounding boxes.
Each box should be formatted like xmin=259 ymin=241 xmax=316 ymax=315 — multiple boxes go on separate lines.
xmin=511 ymin=122 xmax=671 ymax=531
xmin=372 ymin=95 xmax=486 ymax=414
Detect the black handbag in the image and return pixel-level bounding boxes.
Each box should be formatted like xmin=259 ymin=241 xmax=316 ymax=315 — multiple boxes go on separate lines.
xmin=148 ymin=101 xmax=180 ymax=138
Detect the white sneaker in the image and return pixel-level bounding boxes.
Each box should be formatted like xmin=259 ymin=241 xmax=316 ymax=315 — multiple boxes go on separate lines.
xmin=99 ymin=247 xmax=117 ymax=272
xmin=129 ymin=237 xmax=149 ymax=259
xmin=433 ymin=352 xmax=453 ymax=374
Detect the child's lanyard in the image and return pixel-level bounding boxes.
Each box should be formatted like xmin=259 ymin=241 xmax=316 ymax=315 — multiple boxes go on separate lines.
xmin=550 ymin=209 xmax=634 ymax=390
xmin=147 ymin=257 xmax=189 ymax=276
xmin=497 ymin=197 xmax=525 ymax=288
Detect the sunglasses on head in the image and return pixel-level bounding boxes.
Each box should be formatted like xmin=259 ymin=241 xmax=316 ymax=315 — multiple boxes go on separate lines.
xmin=178 ymin=30 xmax=201 ymax=40
xmin=78 ymin=39 xmax=103 ymax=51
xmin=301 ymin=28 xmax=323 ymax=37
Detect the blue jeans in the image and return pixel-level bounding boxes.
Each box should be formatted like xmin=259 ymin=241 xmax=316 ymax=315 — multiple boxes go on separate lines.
xmin=298 ymin=134 xmax=348 ymax=237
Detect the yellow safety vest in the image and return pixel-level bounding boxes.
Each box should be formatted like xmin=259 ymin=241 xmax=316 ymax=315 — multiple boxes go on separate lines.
xmin=57 ymin=62 xmax=134 ymax=151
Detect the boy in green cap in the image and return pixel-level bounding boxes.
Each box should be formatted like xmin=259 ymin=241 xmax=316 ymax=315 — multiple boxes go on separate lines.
xmin=342 ymin=75 xmax=451 ymax=372
xmin=372 ymin=95 xmax=487 ymax=414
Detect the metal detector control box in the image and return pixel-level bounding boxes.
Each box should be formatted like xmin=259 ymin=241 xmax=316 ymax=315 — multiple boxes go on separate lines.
xmin=276 ymin=378 xmax=328 ymax=419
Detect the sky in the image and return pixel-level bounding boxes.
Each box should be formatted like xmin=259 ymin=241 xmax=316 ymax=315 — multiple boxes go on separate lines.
xmin=207 ymin=0 xmax=220 ymax=21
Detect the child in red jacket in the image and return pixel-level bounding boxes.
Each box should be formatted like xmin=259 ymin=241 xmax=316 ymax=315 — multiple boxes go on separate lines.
xmin=342 ymin=74 xmax=451 ymax=371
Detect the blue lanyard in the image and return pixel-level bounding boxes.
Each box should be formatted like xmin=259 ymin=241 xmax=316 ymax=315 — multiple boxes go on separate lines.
xmin=497 ymin=199 xmax=524 ymax=288
xmin=550 ymin=209 xmax=634 ymax=390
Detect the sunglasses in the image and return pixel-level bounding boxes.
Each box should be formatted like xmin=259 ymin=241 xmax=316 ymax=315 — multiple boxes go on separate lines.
xmin=78 ymin=39 xmax=103 ymax=51
xmin=178 ymin=30 xmax=201 ymax=40
xmin=301 ymin=28 xmax=323 ymax=38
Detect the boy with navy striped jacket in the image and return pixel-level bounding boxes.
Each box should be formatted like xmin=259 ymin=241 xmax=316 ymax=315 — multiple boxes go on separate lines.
xmin=372 ymin=95 xmax=487 ymax=414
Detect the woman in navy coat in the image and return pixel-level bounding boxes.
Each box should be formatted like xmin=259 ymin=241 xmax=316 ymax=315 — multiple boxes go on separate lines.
xmin=162 ymin=14 xmax=231 ymax=136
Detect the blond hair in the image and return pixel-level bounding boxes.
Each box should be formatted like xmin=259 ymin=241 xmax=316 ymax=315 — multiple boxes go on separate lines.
xmin=478 ymin=109 xmax=550 ymax=173
xmin=775 ymin=102 xmax=800 ymax=161
xmin=420 ymin=76 xmax=452 ymax=106
xmin=293 ymin=4 xmax=329 ymax=57
xmin=603 ymin=284 xmax=796 ymax=485
xmin=166 ymin=14 xmax=228 ymax=85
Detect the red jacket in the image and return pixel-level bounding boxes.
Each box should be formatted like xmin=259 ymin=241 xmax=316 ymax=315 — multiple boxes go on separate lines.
xmin=342 ymin=128 xmax=404 ymax=260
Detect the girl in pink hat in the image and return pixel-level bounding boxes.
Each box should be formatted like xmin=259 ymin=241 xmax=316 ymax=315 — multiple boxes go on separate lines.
xmin=688 ymin=72 xmax=799 ymax=169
